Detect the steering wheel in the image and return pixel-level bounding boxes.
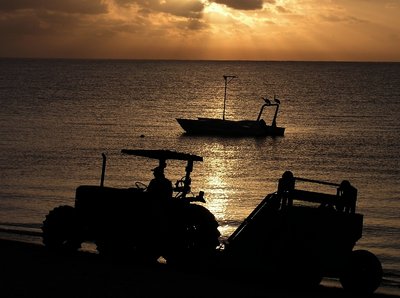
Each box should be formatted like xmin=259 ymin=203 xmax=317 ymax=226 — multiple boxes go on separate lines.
xmin=135 ymin=181 xmax=148 ymax=191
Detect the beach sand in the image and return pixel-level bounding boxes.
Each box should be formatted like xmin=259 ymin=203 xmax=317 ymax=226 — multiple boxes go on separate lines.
xmin=0 ymin=239 xmax=398 ymax=298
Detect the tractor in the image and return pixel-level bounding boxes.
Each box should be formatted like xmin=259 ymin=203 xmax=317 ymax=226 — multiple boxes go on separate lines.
xmin=42 ymin=149 xmax=220 ymax=266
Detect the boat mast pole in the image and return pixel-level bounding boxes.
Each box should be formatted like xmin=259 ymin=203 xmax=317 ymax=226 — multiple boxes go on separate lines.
xmin=222 ymin=75 xmax=237 ymax=120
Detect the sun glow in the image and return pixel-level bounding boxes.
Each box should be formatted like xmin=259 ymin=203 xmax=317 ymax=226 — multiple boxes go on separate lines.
xmin=204 ymin=2 xmax=229 ymax=15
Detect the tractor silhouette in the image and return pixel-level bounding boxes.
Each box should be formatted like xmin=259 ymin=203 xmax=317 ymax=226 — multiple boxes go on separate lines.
xmin=42 ymin=151 xmax=382 ymax=294
xmin=42 ymin=149 xmax=220 ymax=266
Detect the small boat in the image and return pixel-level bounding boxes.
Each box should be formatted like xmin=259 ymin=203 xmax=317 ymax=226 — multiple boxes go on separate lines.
xmin=176 ymin=75 xmax=285 ymax=137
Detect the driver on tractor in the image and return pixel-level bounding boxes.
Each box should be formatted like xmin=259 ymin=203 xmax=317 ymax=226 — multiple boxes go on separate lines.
xmin=147 ymin=164 xmax=173 ymax=201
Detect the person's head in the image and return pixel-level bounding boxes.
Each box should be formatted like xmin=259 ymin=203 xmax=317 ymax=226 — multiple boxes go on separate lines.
xmin=152 ymin=166 xmax=164 ymax=178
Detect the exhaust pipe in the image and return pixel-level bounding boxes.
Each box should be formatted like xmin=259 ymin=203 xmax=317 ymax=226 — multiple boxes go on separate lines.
xmin=100 ymin=153 xmax=106 ymax=187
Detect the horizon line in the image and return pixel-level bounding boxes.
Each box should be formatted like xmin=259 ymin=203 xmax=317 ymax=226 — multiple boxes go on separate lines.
xmin=1 ymin=56 xmax=399 ymax=63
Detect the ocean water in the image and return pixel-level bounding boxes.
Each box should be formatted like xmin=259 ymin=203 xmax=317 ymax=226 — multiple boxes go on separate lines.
xmin=0 ymin=59 xmax=399 ymax=293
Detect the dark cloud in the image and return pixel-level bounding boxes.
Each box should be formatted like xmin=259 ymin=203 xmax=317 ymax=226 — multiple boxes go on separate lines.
xmin=211 ymin=0 xmax=274 ymax=10
xmin=0 ymin=0 xmax=208 ymax=46
xmin=320 ymin=13 xmax=367 ymax=24
xmin=0 ymin=0 xmax=108 ymax=15
xmin=187 ymin=19 xmax=208 ymax=30
xmin=276 ymin=6 xmax=290 ymax=13
xmin=0 ymin=12 xmax=44 ymax=36
xmin=114 ymin=0 xmax=205 ymax=19
xmin=0 ymin=9 xmax=91 ymax=38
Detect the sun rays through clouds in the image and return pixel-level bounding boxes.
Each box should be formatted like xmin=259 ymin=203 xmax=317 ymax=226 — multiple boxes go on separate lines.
xmin=0 ymin=0 xmax=399 ymax=60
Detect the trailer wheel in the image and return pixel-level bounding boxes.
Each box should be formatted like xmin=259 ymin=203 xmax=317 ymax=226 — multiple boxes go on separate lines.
xmin=340 ymin=249 xmax=382 ymax=294
xmin=42 ymin=205 xmax=82 ymax=252
xmin=164 ymin=204 xmax=220 ymax=268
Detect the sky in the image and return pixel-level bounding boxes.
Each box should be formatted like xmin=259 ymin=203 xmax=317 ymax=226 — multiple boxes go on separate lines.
xmin=0 ymin=0 xmax=399 ymax=61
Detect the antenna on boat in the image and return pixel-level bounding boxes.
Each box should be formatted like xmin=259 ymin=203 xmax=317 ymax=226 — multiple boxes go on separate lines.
xmin=223 ymin=75 xmax=237 ymax=120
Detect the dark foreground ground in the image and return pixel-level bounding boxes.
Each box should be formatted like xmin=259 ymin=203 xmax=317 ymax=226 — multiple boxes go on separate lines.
xmin=0 ymin=239 xmax=398 ymax=298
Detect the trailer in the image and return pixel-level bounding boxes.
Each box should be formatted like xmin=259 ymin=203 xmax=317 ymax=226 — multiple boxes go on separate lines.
xmin=221 ymin=171 xmax=382 ymax=294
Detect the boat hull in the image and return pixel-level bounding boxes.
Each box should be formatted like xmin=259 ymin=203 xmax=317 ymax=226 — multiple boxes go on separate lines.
xmin=176 ymin=118 xmax=285 ymax=137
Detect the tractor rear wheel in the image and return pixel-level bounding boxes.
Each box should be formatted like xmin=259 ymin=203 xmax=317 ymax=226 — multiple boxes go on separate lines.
xmin=42 ymin=205 xmax=82 ymax=252
xmin=340 ymin=249 xmax=382 ymax=294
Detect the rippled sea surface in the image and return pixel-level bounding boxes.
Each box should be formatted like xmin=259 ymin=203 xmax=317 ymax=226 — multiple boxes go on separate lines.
xmin=1 ymin=59 xmax=399 ymax=292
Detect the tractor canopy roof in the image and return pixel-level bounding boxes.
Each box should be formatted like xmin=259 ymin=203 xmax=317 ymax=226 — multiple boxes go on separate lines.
xmin=121 ymin=149 xmax=203 ymax=162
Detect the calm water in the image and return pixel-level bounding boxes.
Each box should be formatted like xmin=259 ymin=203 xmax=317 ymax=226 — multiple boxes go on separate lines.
xmin=0 ymin=59 xmax=399 ymax=292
